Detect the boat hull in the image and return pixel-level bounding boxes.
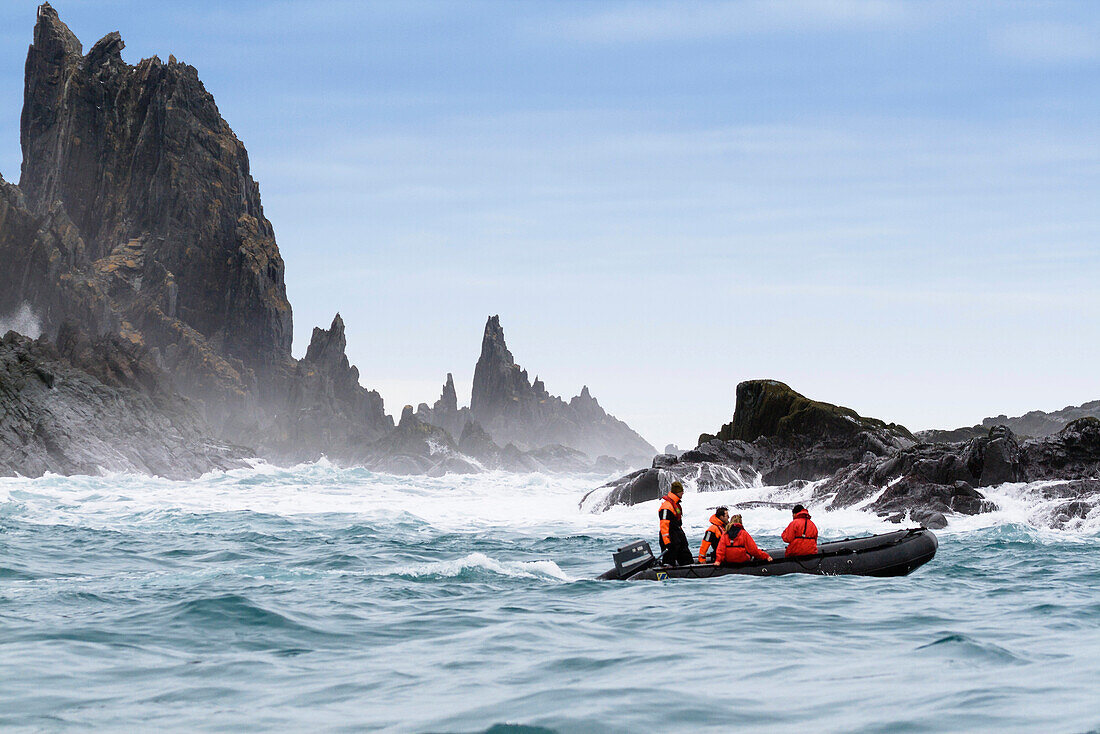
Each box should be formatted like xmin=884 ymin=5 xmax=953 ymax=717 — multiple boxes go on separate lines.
xmin=599 ymin=528 xmax=938 ymax=581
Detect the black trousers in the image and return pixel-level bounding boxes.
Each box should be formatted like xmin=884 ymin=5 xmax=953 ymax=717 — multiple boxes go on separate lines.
xmin=660 ymin=530 xmax=693 ymax=566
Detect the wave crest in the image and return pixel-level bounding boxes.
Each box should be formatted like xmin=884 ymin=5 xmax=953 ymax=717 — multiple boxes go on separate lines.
xmin=373 ymin=553 xmax=572 ymax=582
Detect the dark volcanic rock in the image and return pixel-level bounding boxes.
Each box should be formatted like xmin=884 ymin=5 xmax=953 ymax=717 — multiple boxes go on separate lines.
xmin=581 ymin=456 xmax=759 ymax=512
xmin=582 ymin=468 xmax=667 ymax=511
xmin=1020 ymin=417 xmax=1100 ymax=481
xmin=589 ymin=380 xmax=915 ymax=510
xmin=814 ymin=420 xmax=1100 ymax=523
xmin=0 ymin=329 xmax=247 ymax=478
xmin=469 ymin=315 xmax=654 ymax=463
xmin=587 ymin=379 xmax=1100 ymax=524
xmin=697 ymin=380 xmax=913 ymax=484
xmin=709 ymin=379 xmax=914 ymax=450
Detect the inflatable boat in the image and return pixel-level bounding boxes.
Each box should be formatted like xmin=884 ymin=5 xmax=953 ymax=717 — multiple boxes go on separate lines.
xmin=597 ymin=527 xmax=937 ymax=580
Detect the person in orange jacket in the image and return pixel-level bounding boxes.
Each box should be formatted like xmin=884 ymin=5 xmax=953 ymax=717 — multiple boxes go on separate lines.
xmin=697 ymin=506 xmax=729 ymax=564
xmin=781 ymin=504 xmax=818 ymax=556
xmin=715 ymin=514 xmax=772 ymax=565
xmin=657 ymin=481 xmax=693 ymax=566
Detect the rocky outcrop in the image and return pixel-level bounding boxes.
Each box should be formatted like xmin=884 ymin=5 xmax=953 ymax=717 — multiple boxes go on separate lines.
xmin=360 ymin=406 xmax=479 ymax=477
xmin=581 ymin=454 xmax=760 ymax=513
xmin=1019 ymin=417 xmax=1100 ymax=481
xmin=589 ymin=377 xmax=1100 ymax=524
xmin=265 ymin=314 xmax=392 ymax=462
xmin=701 ymin=379 xmax=914 ymax=451
xmin=469 ymin=315 xmax=655 ymax=463
xmin=588 ymin=380 xmax=916 ymax=510
xmin=698 ymin=380 xmax=912 ymax=478
xmin=589 ymin=380 xmax=906 ymax=504
xmin=917 ymin=400 xmax=1100 ymax=442
xmin=814 ymin=420 xmax=1100 ymax=528
xmin=0 ymin=329 xmax=247 ymax=478
xmin=415 ymin=373 xmax=471 ymax=439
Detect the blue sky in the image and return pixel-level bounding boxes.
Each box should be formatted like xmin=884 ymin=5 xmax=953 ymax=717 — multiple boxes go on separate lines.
xmin=1 ymin=1 xmax=1098 ymax=448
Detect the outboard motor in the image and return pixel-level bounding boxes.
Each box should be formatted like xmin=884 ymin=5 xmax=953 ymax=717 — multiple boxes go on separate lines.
xmin=611 ymin=540 xmax=656 ymax=580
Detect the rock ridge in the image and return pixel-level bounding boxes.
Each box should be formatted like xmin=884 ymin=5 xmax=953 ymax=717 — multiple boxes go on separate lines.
xmin=468 ymin=315 xmax=654 ymax=463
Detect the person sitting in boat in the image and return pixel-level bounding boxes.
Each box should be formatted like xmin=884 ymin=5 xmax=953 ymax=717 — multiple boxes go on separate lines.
xmin=781 ymin=504 xmax=818 ymax=557
xmin=715 ymin=514 xmax=772 ymax=565
xmin=658 ymin=481 xmax=693 ymax=566
xmin=697 ymin=506 xmax=729 ymax=564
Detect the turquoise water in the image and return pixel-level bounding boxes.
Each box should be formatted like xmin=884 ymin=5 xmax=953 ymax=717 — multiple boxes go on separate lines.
xmin=1 ymin=464 xmax=1098 ymax=733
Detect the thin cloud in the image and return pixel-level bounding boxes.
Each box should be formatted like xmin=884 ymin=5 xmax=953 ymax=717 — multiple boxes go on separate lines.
xmin=555 ymin=0 xmax=912 ymax=43
xmin=990 ymin=21 xmax=1100 ymax=64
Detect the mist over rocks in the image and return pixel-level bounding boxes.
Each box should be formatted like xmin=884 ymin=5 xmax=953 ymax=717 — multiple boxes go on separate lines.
xmin=0 ymin=329 xmax=247 ymax=479
xmin=409 ymin=315 xmax=657 ymax=472
xmin=264 ymin=314 xmax=393 ymax=464
xmin=0 ymin=6 xmax=659 ymax=479
xmin=468 ymin=315 xmax=655 ymax=464
xmin=415 ymin=373 xmax=471 ymax=441
xmin=14 ymin=4 xmax=293 ymax=429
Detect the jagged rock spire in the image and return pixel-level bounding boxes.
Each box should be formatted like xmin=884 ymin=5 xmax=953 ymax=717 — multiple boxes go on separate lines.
xmin=467 ymin=315 xmax=655 ymax=461
xmin=440 ymin=373 xmax=458 ymax=414
xmin=17 ymin=3 xmax=293 ymax=378
xmin=304 ymin=313 xmax=347 ymax=367
xmin=471 ymin=314 xmax=531 ymax=418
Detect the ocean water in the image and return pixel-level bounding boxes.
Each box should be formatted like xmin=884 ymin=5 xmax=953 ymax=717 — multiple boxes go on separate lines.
xmin=1 ymin=462 xmax=1098 ymax=733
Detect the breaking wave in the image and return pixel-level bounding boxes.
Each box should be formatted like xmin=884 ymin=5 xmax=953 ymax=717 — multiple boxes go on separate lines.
xmin=3 ymin=459 xmax=1097 ymax=537
xmin=372 ymin=553 xmax=572 ymax=581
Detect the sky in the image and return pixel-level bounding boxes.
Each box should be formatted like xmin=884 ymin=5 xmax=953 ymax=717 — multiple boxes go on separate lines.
xmin=1 ymin=0 xmax=1098 ymax=449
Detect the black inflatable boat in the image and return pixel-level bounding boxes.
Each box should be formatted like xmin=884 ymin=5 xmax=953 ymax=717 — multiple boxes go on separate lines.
xmin=597 ymin=527 xmax=937 ymax=580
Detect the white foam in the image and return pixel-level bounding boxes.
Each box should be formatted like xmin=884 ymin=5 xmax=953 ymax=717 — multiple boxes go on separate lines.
xmin=0 ymin=462 xmax=1096 ymax=539
xmin=373 ymin=552 xmax=573 ymax=581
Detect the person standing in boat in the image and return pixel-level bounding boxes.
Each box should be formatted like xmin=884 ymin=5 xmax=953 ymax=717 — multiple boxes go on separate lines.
xmin=715 ymin=514 xmax=772 ymax=565
xmin=657 ymin=481 xmax=693 ymax=566
xmin=697 ymin=506 xmax=729 ymax=564
xmin=781 ymin=504 xmax=818 ymax=556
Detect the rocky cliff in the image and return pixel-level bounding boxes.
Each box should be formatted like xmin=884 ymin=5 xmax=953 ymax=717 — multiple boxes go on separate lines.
xmin=0 ymin=5 xmax=399 ymax=476
xmin=7 ymin=5 xmax=295 ymax=438
xmin=468 ymin=315 xmax=654 ymax=463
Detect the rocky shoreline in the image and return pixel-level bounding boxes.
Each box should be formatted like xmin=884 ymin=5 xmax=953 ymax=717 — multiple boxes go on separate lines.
xmin=586 ymin=380 xmax=1100 ymax=528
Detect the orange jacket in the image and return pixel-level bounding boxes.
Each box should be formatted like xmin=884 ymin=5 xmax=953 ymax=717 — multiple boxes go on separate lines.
xmin=698 ymin=513 xmax=725 ymax=563
xmin=658 ymin=492 xmax=683 ymax=546
xmin=716 ymin=525 xmax=770 ymax=564
xmin=781 ymin=510 xmax=818 ymax=556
